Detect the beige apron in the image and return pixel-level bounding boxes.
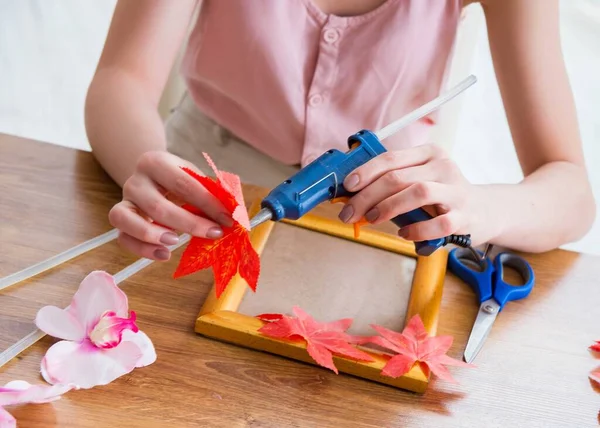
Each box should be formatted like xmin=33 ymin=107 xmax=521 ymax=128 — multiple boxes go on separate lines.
xmin=165 ymin=92 xmax=300 ymax=189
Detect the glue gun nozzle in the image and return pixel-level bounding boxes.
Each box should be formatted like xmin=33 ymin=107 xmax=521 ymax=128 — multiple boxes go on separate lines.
xmin=250 ymin=208 xmax=273 ymax=229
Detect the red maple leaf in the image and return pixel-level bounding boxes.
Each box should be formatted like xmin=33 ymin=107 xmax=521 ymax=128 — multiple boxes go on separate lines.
xmin=179 ymin=166 xmax=238 ymax=214
xmin=256 ymin=313 xmax=284 ymax=322
xmin=173 ymin=221 xmax=259 ymax=296
xmin=590 ymin=367 xmax=600 ymax=393
xmin=256 ymin=306 xmax=374 ymax=374
xmin=171 ymin=154 xmax=259 ymax=298
xmin=359 ymin=314 xmax=473 ymax=383
xmin=200 ymin=153 xmax=250 ymax=230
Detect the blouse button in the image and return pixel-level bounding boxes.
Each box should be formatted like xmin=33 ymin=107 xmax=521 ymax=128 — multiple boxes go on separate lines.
xmin=323 ymin=29 xmax=339 ymax=44
xmin=309 ymin=93 xmax=323 ymax=106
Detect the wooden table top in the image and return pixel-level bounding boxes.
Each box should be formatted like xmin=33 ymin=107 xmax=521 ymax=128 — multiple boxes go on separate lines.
xmin=1 ymin=133 xmax=599 ymax=427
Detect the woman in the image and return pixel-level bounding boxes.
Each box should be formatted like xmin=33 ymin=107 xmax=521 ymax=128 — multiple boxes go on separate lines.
xmin=85 ymin=0 xmax=595 ymax=261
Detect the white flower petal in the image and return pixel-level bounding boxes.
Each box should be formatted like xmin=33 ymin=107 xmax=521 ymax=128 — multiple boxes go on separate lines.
xmin=41 ymin=340 xmax=141 ymax=389
xmin=0 ymin=407 xmax=15 ymax=428
xmin=0 ymin=381 xmax=74 ymax=406
xmin=35 ymin=306 xmax=85 ymax=341
xmin=68 ymin=271 xmax=129 ymax=333
xmin=122 ymin=330 xmax=157 ymax=367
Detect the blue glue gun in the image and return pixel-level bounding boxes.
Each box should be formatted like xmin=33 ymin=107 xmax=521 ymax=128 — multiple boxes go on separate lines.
xmin=249 ymin=75 xmax=478 ymax=256
xmin=250 ymin=130 xmax=470 ymax=256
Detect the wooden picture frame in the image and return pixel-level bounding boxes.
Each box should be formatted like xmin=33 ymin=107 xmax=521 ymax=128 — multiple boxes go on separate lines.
xmin=195 ymin=198 xmax=448 ymax=393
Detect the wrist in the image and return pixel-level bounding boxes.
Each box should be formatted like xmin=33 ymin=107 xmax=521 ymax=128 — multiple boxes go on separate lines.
xmin=467 ymin=183 xmax=510 ymax=246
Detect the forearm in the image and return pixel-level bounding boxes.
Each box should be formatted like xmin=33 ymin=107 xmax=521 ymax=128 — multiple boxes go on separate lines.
xmin=85 ymin=68 xmax=168 ymax=187
xmin=480 ymin=161 xmax=596 ymax=253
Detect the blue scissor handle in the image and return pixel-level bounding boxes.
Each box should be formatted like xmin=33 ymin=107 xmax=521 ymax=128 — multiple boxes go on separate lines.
xmin=491 ymin=252 xmax=535 ymax=309
xmin=447 ymin=248 xmax=494 ymax=303
xmin=448 ymin=248 xmax=535 ymax=310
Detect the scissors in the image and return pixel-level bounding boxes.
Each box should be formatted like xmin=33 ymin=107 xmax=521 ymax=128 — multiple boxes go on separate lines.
xmin=447 ymin=245 xmax=535 ymax=363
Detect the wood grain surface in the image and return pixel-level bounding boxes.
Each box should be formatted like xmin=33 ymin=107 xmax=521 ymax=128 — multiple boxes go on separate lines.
xmin=1 ymin=133 xmax=599 ymax=427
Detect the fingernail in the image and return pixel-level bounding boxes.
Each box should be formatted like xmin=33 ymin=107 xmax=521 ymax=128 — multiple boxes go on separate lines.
xmin=345 ymin=174 xmax=360 ymax=190
xmin=160 ymin=232 xmax=179 ymax=245
xmin=398 ymin=229 xmax=408 ymax=238
xmin=217 ymin=212 xmax=234 ymax=227
xmin=338 ymin=205 xmax=354 ymax=223
xmin=154 ymin=248 xmax=170 ymax=260
xmin=207 ymin=227 xmax=224 ymax=239
xmin=365 ymin=208 xmax=380 ymax=223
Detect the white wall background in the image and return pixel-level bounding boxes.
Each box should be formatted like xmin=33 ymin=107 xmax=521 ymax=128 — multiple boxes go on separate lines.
xmin=0 ymin=0 xmax=598 ymax=255
xmin=0 ymin=0 xmax=116 ymax=150
xmin=451 ymin=1 xmax=600 ymax=255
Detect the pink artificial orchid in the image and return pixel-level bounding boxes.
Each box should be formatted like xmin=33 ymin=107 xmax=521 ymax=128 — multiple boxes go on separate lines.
xmin=35 ymin=271 xmax=156 ymax=389
xmin=0 ymin=381 xmax=75 ymax=428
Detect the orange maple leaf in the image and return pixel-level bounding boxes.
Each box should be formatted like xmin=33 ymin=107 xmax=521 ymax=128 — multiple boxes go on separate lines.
xmin=256 ymin=307 xmax=374 ymax=374
xmin=172 ymin=154 xmax=259 ymax=297
xmin=358 ymin=314 xmax=473 ymax=383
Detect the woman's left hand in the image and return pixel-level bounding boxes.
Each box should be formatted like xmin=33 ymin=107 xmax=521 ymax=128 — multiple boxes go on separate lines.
xmin=338 ymin=144 xmax=497 ymax=246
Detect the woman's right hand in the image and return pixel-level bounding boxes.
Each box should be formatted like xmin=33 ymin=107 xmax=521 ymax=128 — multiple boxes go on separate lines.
xmin=108 ymin=150 xmax=233 ymax=261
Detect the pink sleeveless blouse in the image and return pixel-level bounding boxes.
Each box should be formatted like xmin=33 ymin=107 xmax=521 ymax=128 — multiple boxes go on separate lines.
xmin=181 ymin=0 xmax=461 ymax=166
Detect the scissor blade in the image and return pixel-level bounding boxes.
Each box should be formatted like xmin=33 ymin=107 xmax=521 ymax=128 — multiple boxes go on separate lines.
xmin=464 ymin=299 xmax=500 ymax=363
